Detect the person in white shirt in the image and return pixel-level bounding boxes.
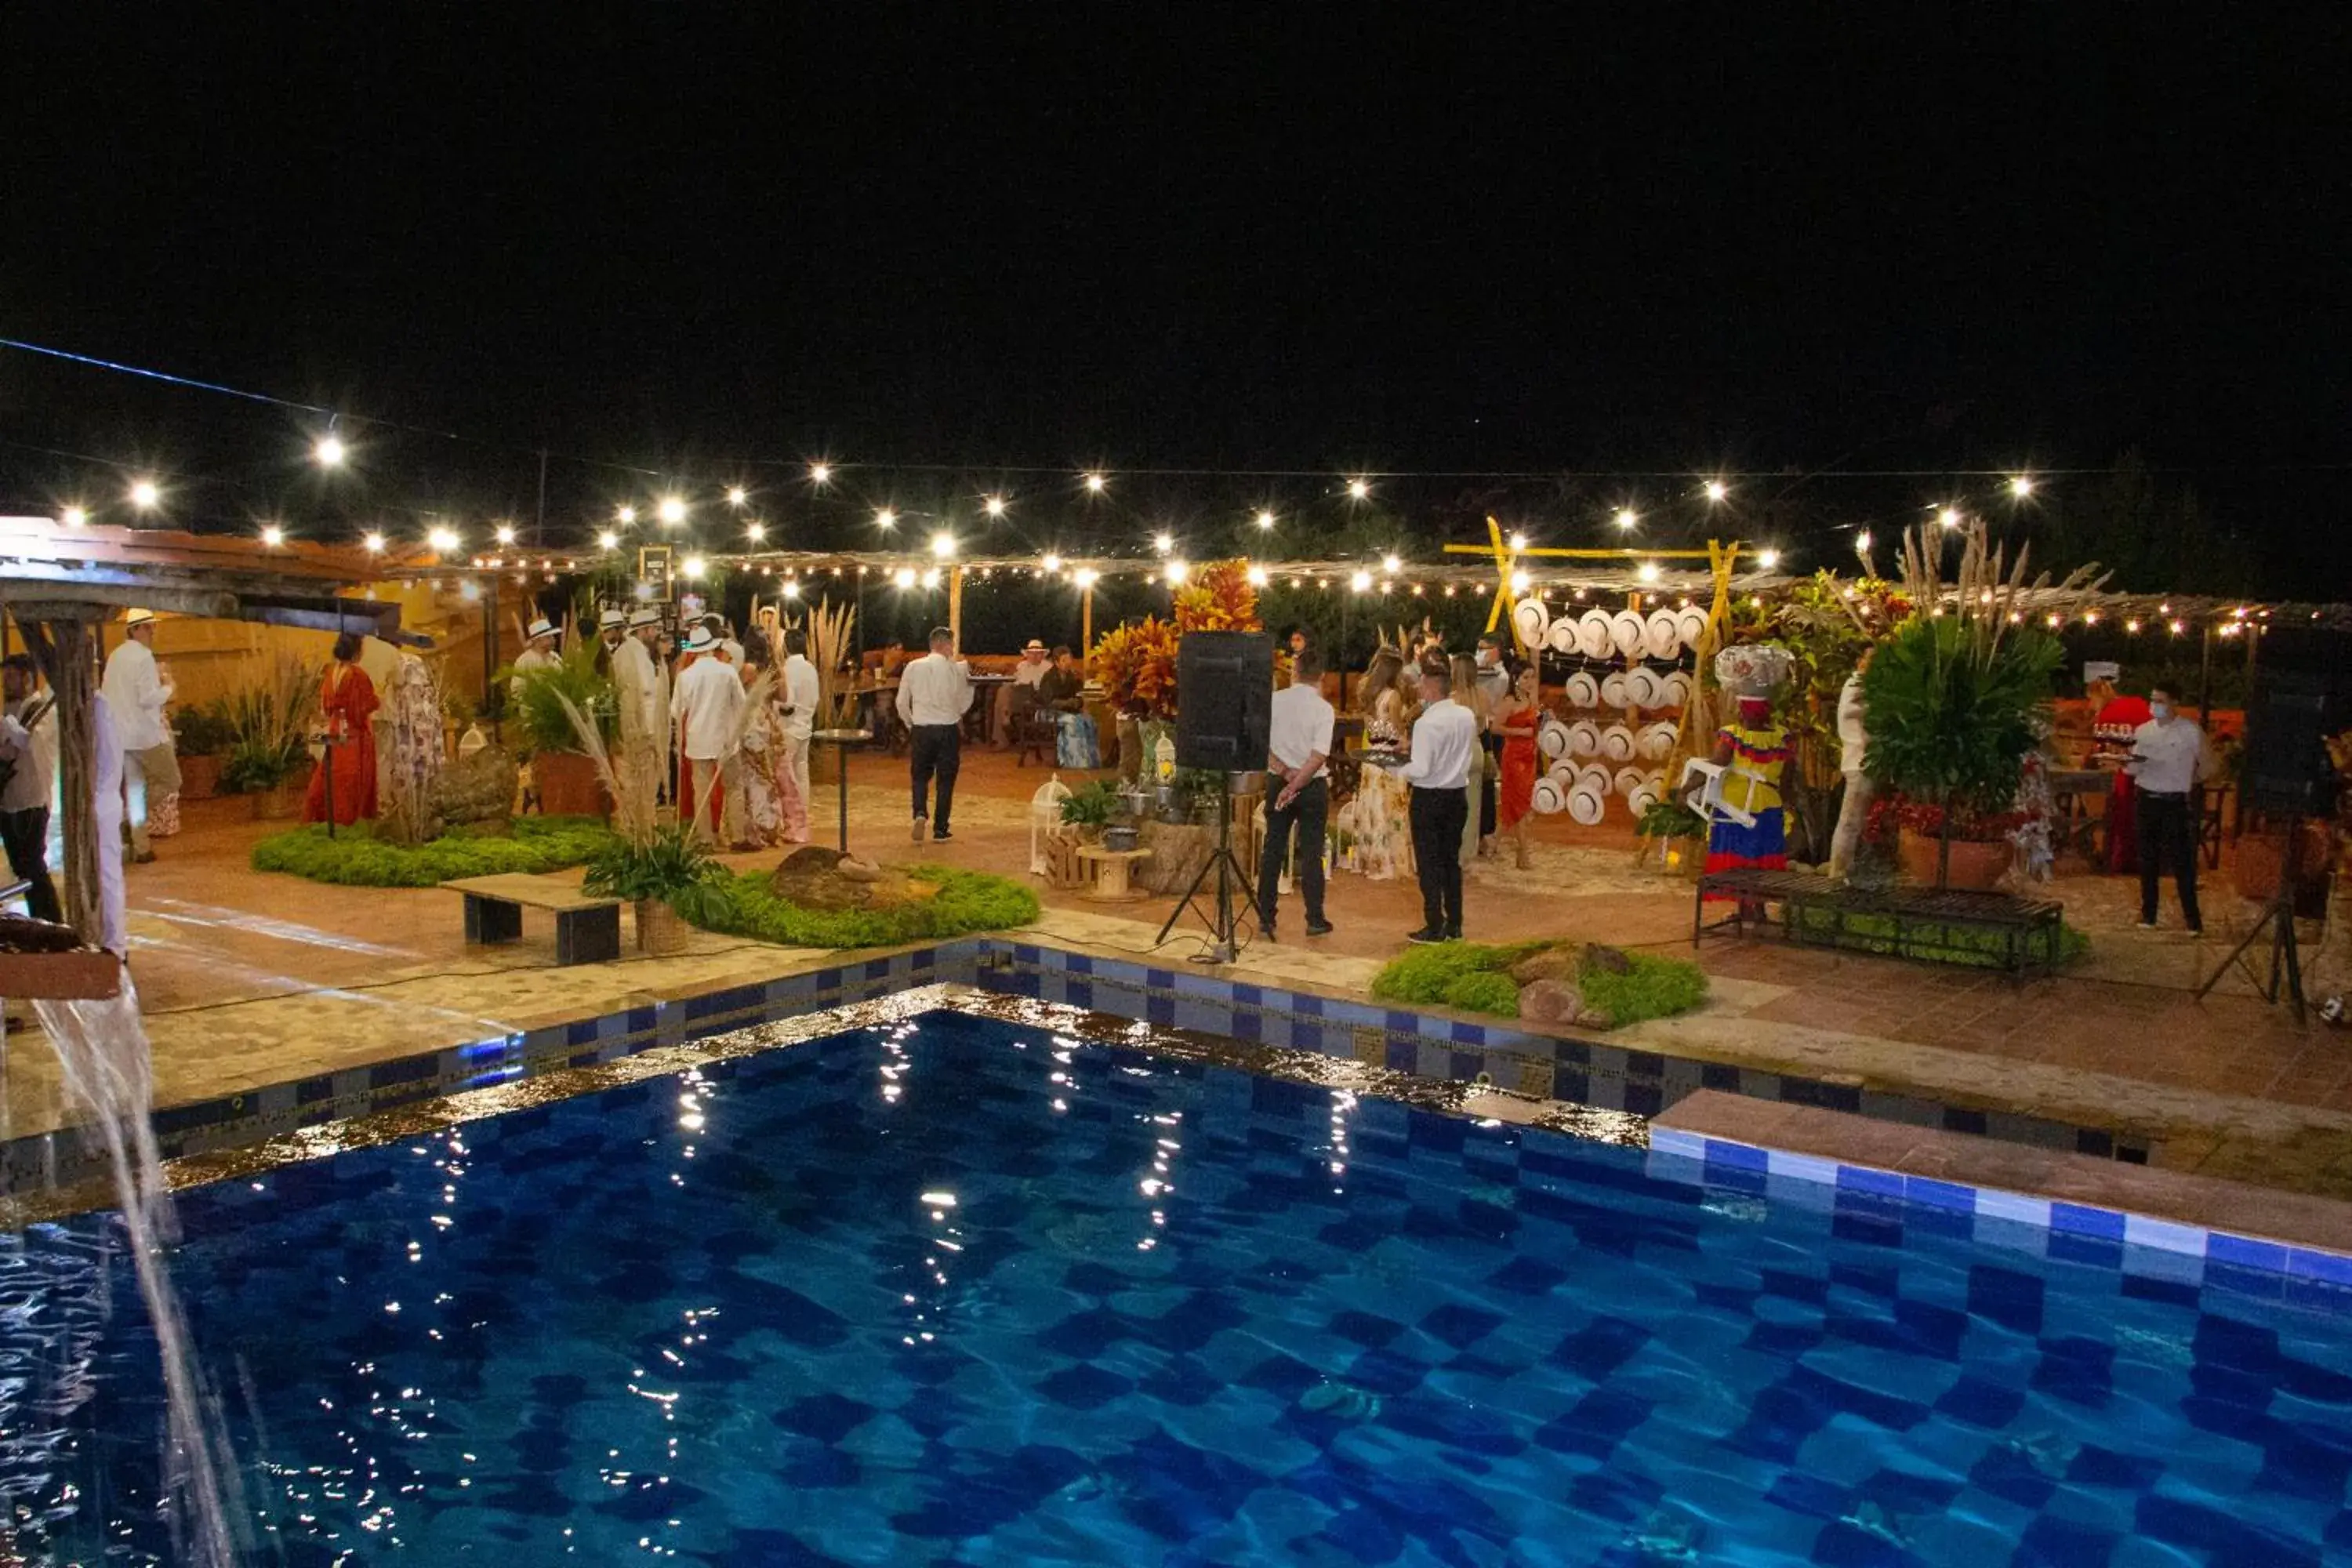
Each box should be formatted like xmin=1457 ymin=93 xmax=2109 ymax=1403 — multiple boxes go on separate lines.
xmin=670 ymin=626 xmax=747 ymax=845
xmin=87 ymin=691 xmax=128 ymax=956
xmin=895 ymin=626 xmax=974 ymax=842
xmin=1258 ymin=647 xmax=1336 ymax=940
xmin=779 ymin=629 xmax=822 ymax=844
xmin=2125 ymin=684 xmax=2208 ymax=933
xmin=100 ymin=609 xmax=179 ymax=862
xmin=0 ymin=655 xmax=62 ymax=924
xmin=1828 ymin=645 xmax=1875 ymax=881
xmin=612 ymin=608 xmax=669 ymax=815
xmin=509 ymin=618 xmax=561 ymax=702
xmin=1396 ymin=653 xmax=1480 ymax=942
xmin=1000 ymin=638 xmax=1054 ymax=747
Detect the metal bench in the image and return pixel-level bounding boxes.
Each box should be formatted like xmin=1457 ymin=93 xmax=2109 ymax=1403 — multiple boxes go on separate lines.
xmin=445 ymin=873 xmax=623 ymax=966
xmin=1695 ymin=866 xmax=2066 ymax=978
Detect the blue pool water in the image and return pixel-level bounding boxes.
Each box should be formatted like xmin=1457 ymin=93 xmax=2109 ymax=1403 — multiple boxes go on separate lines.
xmin=16 ymin=1006 xmax=2352 ymax=1564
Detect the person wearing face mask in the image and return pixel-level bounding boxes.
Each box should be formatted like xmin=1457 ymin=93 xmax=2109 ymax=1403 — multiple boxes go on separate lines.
xmin=2125 ymin=685 xmax=2208 ymax=934
xmin=1472 ymin=635 xmax=1510 ymax=856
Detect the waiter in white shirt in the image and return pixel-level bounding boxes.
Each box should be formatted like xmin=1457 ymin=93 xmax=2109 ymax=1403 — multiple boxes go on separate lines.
xmin=2125 ymin=684 xmax=2208 ymax=934
xmin=1396 ymin=652 xmax=1480 ymax=943
xmin=100 ymin=608 xmax=179 ymax=862
xmin=779 ymin=629 xmax=822 ymax=844
xmin=1258 ymin=647 xmax=1336 ymax=940
xmin=670 ymin=626 xmax=747 ymax=845
xmin=895 ymin=626 xmax=973 ymax=843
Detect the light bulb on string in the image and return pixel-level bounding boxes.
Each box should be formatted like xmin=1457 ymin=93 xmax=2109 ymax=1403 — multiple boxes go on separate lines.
xmin=362 ymin=530 xmax=386 ymax=553
xmin=1074 ymin=567 xmax=1100 ymax=589
xmin=808 ymin=462 xmax=833 ymax=485
xmin=596 ymin=530 xmax=619 ymax=550
xmin=931 ymin=532 xmax=956 ymax=559
xmin=983 ymin=495 xmax=1007 ymax=518
xmin=1381 ymin=554 xmax=1401 ymax=573
xmin=1245 ymin=564 xmax=1269 ymax=586
xmin=1346 ymin=477 xmax=1371 ymax=501
xmin=1937 ymin=506 xmax=1962 ymax=528
xmin=260 ymin=523 xmax=285 ymax=547
xmin=1756 ymin=549 xmax=1780 ymax=569
xmin=2009 ymin=476 xmax=2035 ymax=499
xmin=1082 ymin=472 xmax=1107 ymax=494
xmin=1350 ymin=570 xmax=1373 ymax=592
xmin=681 ymin=555 xmax=708 ymax=581
xmin=657 ymin=496 xmax=687 ymax=526
xmin=745 ymin=521 xmax=766 ymax=541
xmin=314 ymin=434 xmax=347 ymax=467
xmin=1042 ymin=552 xmax=1063 ymax=572
xmin=60 ymin=505 xmax=88 ymax=528
xmin=1638 ymin=561 xmax=1661 ymax=583
xmin=782 ymin=579 xmax=801 ymax=599
xmin=892 ymin=567 xmax=916 ymax=589
xmin=920 ymin=568 xmax=942 ymax=590
xmin=1704 ymin=480 xmax=1730 ymax=503
xmin=495 ymin=524 xmax=517 ymax=546
xmin=1510 ymin=570 xmax=1531 ymax=593
xmin=1166 ymin=560 xmax=1191 ymax=584
xmin=1152 ymin=532 xmax=1174 ymax=555
xmin=1255 ymin=509 xmax=1276 ymax=530
xmin=726 ymin=486 xmax=748 ymax=507
xmin=1508 ymin=532 xmax=1528 ymax=552
xmin=876 ymin=509 xmax=897 ymax=530
xmin=1613 ymin=508 xmax=1637 ymax=531
xmin=427 ymin=525 xmax=460 ymax=553
xmin=129 ymin=479 xmax=161 ymax=510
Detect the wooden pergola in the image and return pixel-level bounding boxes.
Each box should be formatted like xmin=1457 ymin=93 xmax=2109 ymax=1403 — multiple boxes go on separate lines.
xmin=0 ymin=517 xmax=423 ymax=947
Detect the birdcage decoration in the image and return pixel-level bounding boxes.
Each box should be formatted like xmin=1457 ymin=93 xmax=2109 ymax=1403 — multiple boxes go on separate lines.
xmin=1029 ymin=772 xmax=1074 ymax=875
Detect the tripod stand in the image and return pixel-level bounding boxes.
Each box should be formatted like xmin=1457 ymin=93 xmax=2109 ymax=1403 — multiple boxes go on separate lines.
xmin=2195 ymin=811 xmax=2309 ymax=1025
xmin=1155 ymin=781 xmax=1258 ymax=964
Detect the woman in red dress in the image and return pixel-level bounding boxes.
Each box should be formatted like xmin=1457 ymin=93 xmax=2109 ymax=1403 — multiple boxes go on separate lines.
xmin=1494 ymin=663 xmax=1541 ymax=869
xmin=304 ymin=632 xmax=379 ymax=825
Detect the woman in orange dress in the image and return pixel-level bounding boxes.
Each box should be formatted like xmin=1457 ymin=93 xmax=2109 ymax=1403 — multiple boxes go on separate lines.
xmin=304 ymin=632 xmax=379 ymax=825
xmin=1494 ymin=663 xmax=1541 ymax=869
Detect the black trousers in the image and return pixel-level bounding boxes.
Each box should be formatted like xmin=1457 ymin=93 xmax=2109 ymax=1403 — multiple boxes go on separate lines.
xmin=0 ymin=807 xmax=61 ymax=924
xmin=1258 ymin=776 xmax=1328 ymax=927
xmin=2136 ymin=789 xmax=2201 ymax=929
xmin=1479 ymin=735 xmax=1500 ymax=839
xmin=1409 ymin=786 xmax=1467 ymax=935
xmin=909 ymin=724 xmax=961 ymax=833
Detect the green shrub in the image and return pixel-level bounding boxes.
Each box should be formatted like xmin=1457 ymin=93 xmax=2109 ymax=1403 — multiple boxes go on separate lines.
xmin=1579 ymin=952 xmax=1709 ymax=1026
xmin=687 ymin=865 xmax=1040 ymax=949
xmin=581 ymin=822 xmax=733 ymax=925
xmin=251 ymin=815 xmax=617 ymax=887
xmin=1443 ymin=971 xmax=1522 ymax=1014
xmin=508 ymin=643 xmax=617 ymax=753
xmin=1370 ymin=939 xmax=1547 ymax=1009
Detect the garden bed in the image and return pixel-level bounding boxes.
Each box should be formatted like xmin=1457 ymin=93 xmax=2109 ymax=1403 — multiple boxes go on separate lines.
xmin=685 ymin=864 xmax=1040 ymax=949
xmin=251 ymin=816 xmax=617 ymax=887
xmin=1371 ymin=940 xmax=1707 ymax=1026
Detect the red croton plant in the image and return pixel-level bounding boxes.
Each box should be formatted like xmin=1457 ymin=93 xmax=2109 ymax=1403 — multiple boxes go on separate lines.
xmin=1089 ymin=559 xmax=1262 ymax=717
xmin=1865 ymin=793 xmax=2031 ymax=844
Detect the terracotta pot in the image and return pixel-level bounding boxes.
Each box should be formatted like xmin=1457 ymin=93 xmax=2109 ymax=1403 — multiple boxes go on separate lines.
xmin=177 ymin=753 xmax=225 ymax=802
xmin=2233 ymin=824 xmax=2332 ymax=916
xmin=1897 ymin=829 xmax=2011 ymax=891
xmin=635 ymin=898 xmax=686 ymax=955
xmin=534 ymin=750 xmax=609 ymax=818
xmin=252 ymin=781 xmax=303 ymax=821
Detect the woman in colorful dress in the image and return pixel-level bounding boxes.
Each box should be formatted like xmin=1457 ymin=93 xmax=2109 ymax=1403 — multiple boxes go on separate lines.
xmin=1338 ymin=646 xmax=1416 ymax=880
xmin=735 ymin=643 xmax=802 ymax=846
xmin=1705 ymin=692 xmax=1792 ymax=920
xmin=304 ymin=633 xmax=380 ymax=825
xmin=1494 ymin=663 xmax=1541 ymax=869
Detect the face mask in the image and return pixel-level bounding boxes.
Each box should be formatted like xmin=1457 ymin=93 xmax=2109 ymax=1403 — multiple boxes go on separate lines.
xmin=2151 ymin=701 xmax=2172 ymax=721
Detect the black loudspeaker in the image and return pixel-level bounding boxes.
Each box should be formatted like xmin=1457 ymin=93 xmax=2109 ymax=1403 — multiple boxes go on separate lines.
xmin=2241 ymin=672 xmax=2338 ymax=816
xmin=1174 ymin=631 xmax=1274 ymax=769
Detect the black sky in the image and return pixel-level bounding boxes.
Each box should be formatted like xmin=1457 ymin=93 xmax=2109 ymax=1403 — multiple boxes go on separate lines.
xmin=4 ymin=9 xmax=2347 ymax=582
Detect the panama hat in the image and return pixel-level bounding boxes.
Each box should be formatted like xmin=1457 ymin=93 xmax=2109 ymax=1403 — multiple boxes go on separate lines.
xmin=599 ymin=608 xmax=626 ymax=630
xmin=627 ymin=606 xmax=662 ymax=630
xmin=526 ymin=618 xmax=557 ymax=641
xmin=124 ymin=608 xmax=158 ymax=628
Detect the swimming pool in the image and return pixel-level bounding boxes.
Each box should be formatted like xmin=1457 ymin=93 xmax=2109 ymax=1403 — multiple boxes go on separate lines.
xmin=13 ymin=1004 xmax=2352 ymax=1564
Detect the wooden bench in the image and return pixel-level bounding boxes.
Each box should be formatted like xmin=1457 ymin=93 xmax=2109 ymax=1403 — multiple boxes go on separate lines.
xmin=1695 ymin=866 xmax=2066 ymax=978
xmin=445 ymin=873 xmax=622 ymax=966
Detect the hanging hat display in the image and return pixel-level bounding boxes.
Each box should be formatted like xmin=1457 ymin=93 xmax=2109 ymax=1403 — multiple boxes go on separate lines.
xmin=1564 ymin=671 xmax=1600 ymax=709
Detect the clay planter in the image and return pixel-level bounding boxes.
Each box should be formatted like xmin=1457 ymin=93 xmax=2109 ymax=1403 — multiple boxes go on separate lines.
xmin=1897 ymin=829 xmax=2011 ymax=891
xmin=534 ymin=750 xmax=609 ymax=818
xmin=635 ymin=898 xmax=686 ymax=955
xmin=177 ymin=753 xmax=224 ymax=802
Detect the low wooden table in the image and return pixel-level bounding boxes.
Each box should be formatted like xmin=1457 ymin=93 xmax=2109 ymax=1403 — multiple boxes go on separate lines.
xmin=1073 ymin=845 xmax=1153 ymax=903
xmin=445 ymin=873 xmax=622 ymax=965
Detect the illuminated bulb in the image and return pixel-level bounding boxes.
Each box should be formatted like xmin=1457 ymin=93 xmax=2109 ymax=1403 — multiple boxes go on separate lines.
xmin=2159 ymin=601 xmax=2172 ymax=614
xmin=745 ymin=521 xmax=766 ymax=541
xmin=808 ymin=462 xmax=832 ymax=485
xmin=1152 ymin=532 xmax=1174 ymax=555
xmin=1509 ymin=532 xmax=1529 ymax=552
xmin=129 ymin=479 xmax=161 ymax=510
xmin=1377 ymin=554 xmax=1399 ymax=575
xmin=893 ymin=567 xmax=916 ymax=589
xmin=920 ymin=568 xmax=942 ymax=590
xmin=875 ymin=509 xmax=898 ymax=530
xmin=314 ymin=434 xmax=347 ymax=466
xmin=1074 ymin=568 xmax=1100 ymax=589
xmin=1166 ymin=560 xmax=1191 ymax=584
xmin=1443 ymin=584 xmax=1455 ymax=597
xmin=1510 ymin=570 xmax=1531 ymax=593
xmin=1704 ymin=481 xmax=1730 ymax=503
xmin=596 ymin=529 xmax=619 ymax=550
xmin=60 ymin=505 xmax=88 ymax=528
xmin=1245 ymin=564 xmax=1269 ymax=586
xmin=681 ymin=555 xmax=708 ymax=581
xmin=362 ymin=531 xmax=386 ymax=553
xmin=1255 ymin=509 xmax=1276 ymax=530
xmin=782 ymin=579 xmax=801 ymax=599
xmin=657 ymin=496 xmax=687 ymax=526
xmin=2168 ymin=619 xmax=2184 ymax=635
xmin=931 ymin=532 xmax=956 ymax=559
xmin=1350 ymin=570 xmax=1373 ymax=592
xmin=2125 ymin=619 xmax=2141 ymax=633
xmin=1855 ymin=530 xmax=1873 ymax=554
xmin=1083 ymin=472 xmax=1106 ymax=494
xmin=1041 ymin=552 xmax=1063 ymax=572
xmin=427 ymin=526 xmax=460 ymax=552
xmin=2084 ymin=611 xmax=2100 ymax=625
xmin=1638 ymin=561 xmax=1661 ymax=583
xmin=1757 ymin=549 xmax=1780 ymax=569
xmin=260 ymin=524 xmax=285 ymax=547
xmin=2009 ymin=476 xmax=2034 ymax=499
xmin=616 ymin=505 xmax=637 ymax=524
xmin=1346 ymin=477 xmax=1371 ymax=501
xmin=1938 ymin=506 xmax=1962 ymax=528
xmin=726 ymin=485 xmax=748 ymax=506
xmin=495 ymin=524 xmax=517 ymax=545
xmin=1613 ymin=508 xmax=1637 ymax=530
xmin=983 ymin=495 xmax=1007 ymax=518
xmin=2045 ymin=613 xmax=2062 ymax=628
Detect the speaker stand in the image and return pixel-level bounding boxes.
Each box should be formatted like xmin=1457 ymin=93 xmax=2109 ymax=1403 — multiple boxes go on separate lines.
xmin=2194 ymin=812 xmax=2309 ymax=1025
xmin=1155 ymin=786 xmax=1258 ymax=964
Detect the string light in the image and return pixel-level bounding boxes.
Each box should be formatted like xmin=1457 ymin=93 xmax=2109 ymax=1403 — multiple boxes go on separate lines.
xmin=1083 ymin=471 xmax=1107 ymax=494
xmin=782 ymin=579 xmax=801 ymax=599
xmin=808 ymin=462 xmax=833 ymax=485
xmin=615 ymin=505 xmax=637 ymax=524
xmin=657 ymin=496 xmax=687 ymax=526
xmin=2125 ymin=619 xmax=2141 ymax=633
xmin=60 ymin=505 xmax=88 ymax=528
xmin=1637 ymin=561 xmax=1661 ymax=583
xmin=1756 ymin=549 xmax=1780 ymax=569
xmin=1074 ymin=567 xmax=1100 ymax=589
xmin=875 ymin=509 xmax=897 ymax=530
xmin=1166 ymin=560 xmax=1191 ymax=584
xmin=362 ymin=530 xmax=386 ymax=553
xmin=1346 ymin=477 xmax=1371 ymax=501
xmin=260 ymin=523 xmax=285 ymax=547
xmin=1381 ymin=554 xmax=1401 ymax=573
xmin=931 ymin=532 xmax=957 ymax=559
xmin=920 ymin=568 xmax=942 ymax=590
xmin=1704 ymin=480 xmax=1730 ymax=503
xmin=129 ymin=479 xmax=161 ymax=510
xmin=2168 ymin=619 xmax=2184 ymax=635
xmin=426 ymin=525 xmax=460 ymax=553
xmin=681 ymin=555 xmax=708 ymax=581
xmin=1255 ymin=509 xmax=1276 ymax=530
xmin=1510 ymin=570 xmax=1531 ymax=593
xmin=1152 ymin=532 xmax=1174 ymax=554
xmin=314 ymin=434 xmax=347 ymax=467
xmin=1508 ymin=532 xmax=1528 ymax=552
xmin=1245 ymin=564 xmax=1269 ymax=586
xmin=2009 ymin=475 xmax=2035 ymax=498
xmin=494 ymin=523 xmax=517 ymax=546
xmin=1350 ymin=569 xmax=1373 ymax=592
xmin=1041 ymin=552 xmax=1063 ymax=572
xmin=596 ymin=529 xmax=619 ymax=550
xmin=1613 ymin=508 xmax=1637 ymax=531
xmin=2045 ymin=613 xmax=2062 ymax=628
xmin=1855 ymin=530 xmax=1873 ymax=554
xmin=745 ymin=521 xmax=766 ymax=541
xmin=983 ymin=495 xmax=1007 ymax=518
xmin=893 ymin=566 xmax=916 ymax=589
xmin=1938 ymin=506 xmax=1962 ymax=528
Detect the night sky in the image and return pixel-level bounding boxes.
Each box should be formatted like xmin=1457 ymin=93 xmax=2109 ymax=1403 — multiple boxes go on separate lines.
xmin=5 ymin=9 xmax=2346 ymax=587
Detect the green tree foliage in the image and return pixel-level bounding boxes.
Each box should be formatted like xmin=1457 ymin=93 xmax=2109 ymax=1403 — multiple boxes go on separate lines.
xmin=2039 ymin=450 xmax=2259 ymax=595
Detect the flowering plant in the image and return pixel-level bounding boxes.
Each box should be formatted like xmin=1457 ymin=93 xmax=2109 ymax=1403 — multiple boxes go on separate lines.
xmin=1091 ymin=617 xmax=1182 ymax=717
xmin=1172 ymin=559 xmax=1261 ymax=633
xmin=1865 ymin=793 xmax=2031 ymax=844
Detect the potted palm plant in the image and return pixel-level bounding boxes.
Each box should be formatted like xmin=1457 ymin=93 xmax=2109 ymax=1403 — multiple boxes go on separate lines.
xmin=217 ymin=657 xmax=323 ymax=818
xmin=170 ymin=700 xmax=238 ymax=801
xmin=546 ymin=688 xmax=722 ymax=955
xmin=510 ymin=643 xmax=617 ymax=818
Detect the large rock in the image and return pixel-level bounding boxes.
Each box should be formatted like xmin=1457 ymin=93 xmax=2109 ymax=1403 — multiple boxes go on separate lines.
xmin=1518 ymin=978 xmax=1581 ymax=1026
xmin=433 ymin=745 xmax=520 ymax=830
xmin=768 ymin=846 xmax=930 ymax=912
xmin=1580 ymin=942 xmax=1632 ymax=975
xmin=1508 ymin=948 xmax=1577 ymax=986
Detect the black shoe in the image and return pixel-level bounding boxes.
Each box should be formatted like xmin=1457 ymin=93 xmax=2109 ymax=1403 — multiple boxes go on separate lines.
xmin=931 ymin=831 xmax=954 ymax=843
xmin=1445 ymin=927 xmax=1462 ymax=942
xmin=1258 ymin=921 xmax=1277 ymax=942
xmin=1305 ymin=920 xmax=1334 ymax=938
xmin=1406 ymin=927 xmax=1446 ymax=945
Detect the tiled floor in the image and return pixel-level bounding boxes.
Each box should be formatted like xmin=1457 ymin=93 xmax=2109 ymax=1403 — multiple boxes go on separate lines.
xmin=10 ymin=745 xmax=2351 ymax=1210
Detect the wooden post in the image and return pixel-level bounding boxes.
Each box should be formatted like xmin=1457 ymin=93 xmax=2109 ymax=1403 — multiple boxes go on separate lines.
xmin=20 ymin=616 xmax=102 ymax=944
xmin=949 ymin=564 xmax=965 ymax=648
xmin=1081 ymin=582 xmax=1094 ymax=656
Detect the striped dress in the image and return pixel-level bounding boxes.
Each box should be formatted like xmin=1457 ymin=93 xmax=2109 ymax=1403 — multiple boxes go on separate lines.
xmin=1704 ymin=720 xmax=1790 ymax=876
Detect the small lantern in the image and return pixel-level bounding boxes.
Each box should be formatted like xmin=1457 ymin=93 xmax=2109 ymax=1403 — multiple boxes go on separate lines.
xmin=1029 ymin=772 xmax=1073 ymax=874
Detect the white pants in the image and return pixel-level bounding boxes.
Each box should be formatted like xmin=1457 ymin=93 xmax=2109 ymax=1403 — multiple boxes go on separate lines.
xmin=684 ymin=755 xmax=743 ymax=846
xmin=1830 ymin=769 xmax=1875 ymax=877
xmin=784 ymin=731 xmax=811 ymax=841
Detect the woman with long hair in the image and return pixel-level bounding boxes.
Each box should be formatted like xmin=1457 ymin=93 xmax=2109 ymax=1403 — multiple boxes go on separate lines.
xmin=1449 ymin=653 xmax=1488 ymax=863
xmin=303 ymin=631 xmax=379 ymax=825
xmin=1494 ymin=663 xmax=1541 ymax=869
xmin=735 ymin=637 xmax=804 ymax=846
xmin=1337 ymin=645 xmax=1414 ymax=880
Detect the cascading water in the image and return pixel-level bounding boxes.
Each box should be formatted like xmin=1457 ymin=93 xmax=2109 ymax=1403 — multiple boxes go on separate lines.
xmin=11 ymin=977 xmax=248 ymax=1566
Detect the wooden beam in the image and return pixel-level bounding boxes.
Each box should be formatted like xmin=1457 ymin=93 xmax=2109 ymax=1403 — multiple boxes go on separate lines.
xmin=18 ymin=619 xmax=102 ymax=945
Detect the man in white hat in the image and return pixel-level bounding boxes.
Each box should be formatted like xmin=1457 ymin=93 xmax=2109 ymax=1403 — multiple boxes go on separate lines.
xmin=670 ymin=623 xmax=746 ymax=844
xmin=612 ymin=608 xmax=668 ymax=816
xmin=100 ymin=609 xmax=179 ymax=862
xmin=594 ymin=606 xmax=627 ymax=677
xmin=509 ymin=617 xmax=562 ymax=703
